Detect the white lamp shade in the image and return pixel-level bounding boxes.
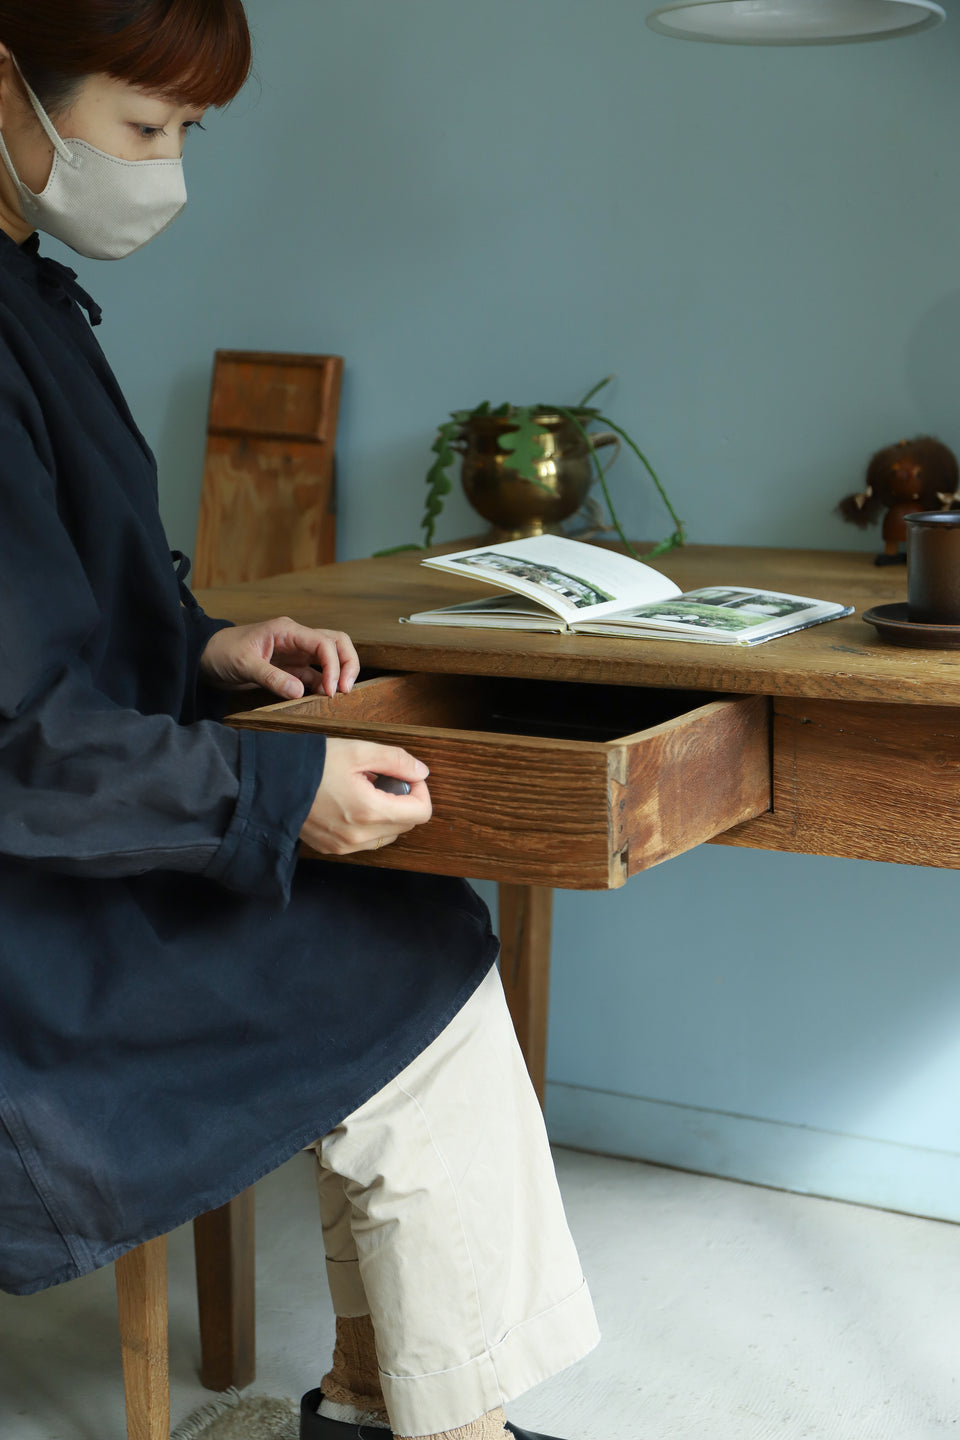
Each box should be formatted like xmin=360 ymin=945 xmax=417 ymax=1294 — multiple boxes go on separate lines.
xmin=646 ymin=0 xmax=945 ymax=44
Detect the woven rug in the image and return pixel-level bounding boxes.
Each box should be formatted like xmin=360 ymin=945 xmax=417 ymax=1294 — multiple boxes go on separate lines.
xmin=171 ymin=1389 xmax=300 ymax=1440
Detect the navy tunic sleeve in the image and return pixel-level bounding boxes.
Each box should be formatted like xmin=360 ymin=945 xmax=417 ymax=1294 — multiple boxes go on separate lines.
xmin=0 ymin=408 xmax=324 ymax=900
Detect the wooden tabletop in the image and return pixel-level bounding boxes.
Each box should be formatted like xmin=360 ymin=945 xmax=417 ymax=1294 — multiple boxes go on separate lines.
xmin=193 ymin=541 xmax=960 ymax=707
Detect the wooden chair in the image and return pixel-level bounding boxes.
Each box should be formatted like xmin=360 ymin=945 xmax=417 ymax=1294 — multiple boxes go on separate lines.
xmin=192 ymin=351 xmax=343 ymax=588
xmin=115 ymin=1189 xmax=255 ymax=1440
xmin=111 ymin=350 xmax=344 ymax=1437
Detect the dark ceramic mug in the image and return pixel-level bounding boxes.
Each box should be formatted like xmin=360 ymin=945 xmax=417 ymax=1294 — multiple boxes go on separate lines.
xmin=906 ymin=511 xmax=960 ymax=624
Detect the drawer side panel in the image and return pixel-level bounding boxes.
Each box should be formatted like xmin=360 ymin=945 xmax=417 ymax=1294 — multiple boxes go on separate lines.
xmin=623 ymin=695 xmax=771 ymax=873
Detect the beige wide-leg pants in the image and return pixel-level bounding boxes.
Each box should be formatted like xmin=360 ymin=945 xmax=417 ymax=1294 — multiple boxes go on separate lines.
xmin=309 ymin=964 xmax=600 ymax=1438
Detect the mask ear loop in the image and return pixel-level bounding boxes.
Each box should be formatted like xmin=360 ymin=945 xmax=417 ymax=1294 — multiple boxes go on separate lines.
xmin=8 ymin=55 xmax=76 ymax=166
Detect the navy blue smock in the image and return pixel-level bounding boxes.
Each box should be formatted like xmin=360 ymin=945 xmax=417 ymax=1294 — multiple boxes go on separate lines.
xmin=0 ymin=231 xmax=498 ymax=1296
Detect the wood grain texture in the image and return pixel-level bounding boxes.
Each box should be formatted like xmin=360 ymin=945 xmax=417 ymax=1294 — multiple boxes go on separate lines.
xmin=194 ymin=541 xmax=959 ymax=706
xmin=715 ymin=698 xmax=960 ymax=869
xmin=229 ymin=678 xmax=770 ymax=887
xmin=115 ymin=1237 xmax=168 ymax=1440
xmin=193 ymin=352 xmax=342 ymax=588
xmin=248 ymin=673 xmax=500 ymax=728
xmin=193 ymin=1190 xmax=256 ymax=1393
xmin=620 ymin=696 xmax=772 ymax=874
xmin=207 ymin=353 xmax=339 ymax=443
xmin=232 ymin=704 xmax=617 ymax=888
xmin=498 ymin=884 xmax=553 ymax=1104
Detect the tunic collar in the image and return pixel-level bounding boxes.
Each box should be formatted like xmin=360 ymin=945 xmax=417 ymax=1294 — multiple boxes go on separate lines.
xmin=0 ymin=227 xmax=102 ymax=327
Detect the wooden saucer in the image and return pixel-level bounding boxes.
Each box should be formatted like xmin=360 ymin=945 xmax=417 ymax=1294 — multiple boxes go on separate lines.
xmin=862 ymin=602 xmax=960 ymax=649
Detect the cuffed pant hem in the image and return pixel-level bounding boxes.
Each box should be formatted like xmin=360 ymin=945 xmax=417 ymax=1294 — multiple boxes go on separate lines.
xmin=380 ymin=1277 xmax=601 ymax=1438
xmin=324 ymin=1255 xmax=369 ymax=1318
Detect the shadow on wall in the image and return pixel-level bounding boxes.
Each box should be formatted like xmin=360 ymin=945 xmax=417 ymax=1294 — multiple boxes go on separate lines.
xmin=338 ymin=431 xmax=489 ymax=561
xmin=157 ymin=363 xmax=214 ymax=558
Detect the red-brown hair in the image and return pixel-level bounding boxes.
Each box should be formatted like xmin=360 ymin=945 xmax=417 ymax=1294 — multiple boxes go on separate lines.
xmin=0 ymin=0 xmax=251 ymax=112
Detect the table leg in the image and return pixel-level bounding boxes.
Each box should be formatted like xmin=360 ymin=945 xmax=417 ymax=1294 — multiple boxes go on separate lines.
xmin=193 ymin=1189 xmax=256 ymax=1392
xmin=498 ymin=884 xmax=554 ymax=1107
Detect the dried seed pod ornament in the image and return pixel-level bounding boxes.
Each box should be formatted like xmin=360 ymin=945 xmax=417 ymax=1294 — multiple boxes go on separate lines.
xmin=837 ymin=436 xmax=960 ymax=565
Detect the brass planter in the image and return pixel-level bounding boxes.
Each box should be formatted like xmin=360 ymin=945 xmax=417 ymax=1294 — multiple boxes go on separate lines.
xmin=459 ymin=412 xmax=618 ymax=541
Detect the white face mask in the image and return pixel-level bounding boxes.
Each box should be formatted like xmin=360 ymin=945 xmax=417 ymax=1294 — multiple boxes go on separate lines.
xmin=0 ymin=61 xmax=187 ymax=261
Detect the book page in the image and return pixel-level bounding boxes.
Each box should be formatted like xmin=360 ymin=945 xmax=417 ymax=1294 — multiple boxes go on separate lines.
xmin=422 ymin=536 xmax=680 ymax=621
xmin=576 ymin=587 xmax=851 ymax=641
xmin=682 ymin=587 xmax=845 ymax=626
xmin=402 ymin=594 xmax=568 ymax=631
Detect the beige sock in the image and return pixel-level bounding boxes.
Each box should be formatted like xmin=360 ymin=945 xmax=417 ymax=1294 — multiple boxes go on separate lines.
xmin=319 ymin=1313 xmax=390 ymax=1422
xmin=397 ymin=1405 xmax=510 ymax=1440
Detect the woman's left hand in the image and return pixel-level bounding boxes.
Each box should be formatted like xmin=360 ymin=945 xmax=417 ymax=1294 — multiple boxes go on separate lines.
xmin=199 ymin=618 xmax=360 ymax=700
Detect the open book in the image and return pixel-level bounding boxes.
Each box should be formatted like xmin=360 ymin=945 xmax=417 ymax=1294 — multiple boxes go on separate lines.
xmin=403 ymin=536 xmax=853 ymax=646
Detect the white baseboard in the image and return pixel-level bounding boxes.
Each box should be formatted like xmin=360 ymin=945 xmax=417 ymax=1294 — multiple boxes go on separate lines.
xmin=545 ymin=1081 xmax=960 ymax=1223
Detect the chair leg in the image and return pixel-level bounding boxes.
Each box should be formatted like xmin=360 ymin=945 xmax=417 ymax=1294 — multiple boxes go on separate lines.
xmin=193 ymin=1188 xmax=256 ymax=1391
xmin=115 ymin=1236 xmax=170 ymax=1440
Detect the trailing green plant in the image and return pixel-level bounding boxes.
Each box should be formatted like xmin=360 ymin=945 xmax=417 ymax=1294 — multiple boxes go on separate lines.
xmin=379 ymin=377 xmax=685 ymax=560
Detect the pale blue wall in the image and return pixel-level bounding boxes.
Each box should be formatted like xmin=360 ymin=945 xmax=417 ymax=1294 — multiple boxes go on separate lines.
xmin=47 ymin=0 xmax=960 ymax=1217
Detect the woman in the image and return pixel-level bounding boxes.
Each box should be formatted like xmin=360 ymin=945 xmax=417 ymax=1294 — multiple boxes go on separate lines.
xmin=0 ymin=4 xmax=600 ymax=1439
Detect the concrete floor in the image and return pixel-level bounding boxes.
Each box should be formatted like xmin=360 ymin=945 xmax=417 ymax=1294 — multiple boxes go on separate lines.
xmin=0 ymin=1148 xmax=957 ymax=1440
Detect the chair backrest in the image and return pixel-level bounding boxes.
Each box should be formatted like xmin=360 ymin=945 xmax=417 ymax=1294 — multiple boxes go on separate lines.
xmin=193 ymin=350 xmax=344 ymax=588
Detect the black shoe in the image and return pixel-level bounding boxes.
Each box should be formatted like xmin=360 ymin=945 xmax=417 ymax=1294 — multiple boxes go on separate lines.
xmin=300 ymin=1388 xmax=392 ymax=1439
xmin=299 ymin=1389 xmax=568 ymax=1440
xmin=505 ymin=1426 xmax=567 ymax=1440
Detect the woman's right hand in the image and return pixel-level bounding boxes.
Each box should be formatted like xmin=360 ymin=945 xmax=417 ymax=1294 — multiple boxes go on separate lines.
xmin=300 ymin=738 xmax=433 ymax=855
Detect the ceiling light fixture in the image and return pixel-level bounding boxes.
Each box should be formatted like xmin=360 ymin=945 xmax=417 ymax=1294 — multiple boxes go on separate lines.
xmin=646 ymin=0 xmax=945 ymax=45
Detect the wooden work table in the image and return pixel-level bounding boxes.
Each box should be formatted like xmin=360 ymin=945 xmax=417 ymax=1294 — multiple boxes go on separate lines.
xmin=196 ymin=542 xmax=960 ymax=1099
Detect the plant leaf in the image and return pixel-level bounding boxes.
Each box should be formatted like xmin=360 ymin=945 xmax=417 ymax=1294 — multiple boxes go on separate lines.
xmin=421 ymin=418 xmax=461 ymax=545
xmin=497 ymin=406 xmax=550 ymax=486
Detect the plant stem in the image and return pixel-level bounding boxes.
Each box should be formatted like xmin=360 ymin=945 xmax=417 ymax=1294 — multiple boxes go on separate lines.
xmin=557 ymin=408 xmax=685 ymax=561
xmin=577 ymin=375 xmax=615 ymax=409
xmin=556 ymin=407 xmax=641 ymax=560
xmin=593 ymin=415 xmax=685 ymax=546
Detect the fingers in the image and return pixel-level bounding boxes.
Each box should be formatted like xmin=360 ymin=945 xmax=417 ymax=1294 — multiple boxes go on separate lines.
xmin=300 ymin=739 xmax=434 ymax=855
xmin=361 ymin=831 xmax=401 ymax=852
xmin=248 ymin=660 xmax=306 ymax=701
xmin=314 ymin=630 xmax=360 ymax=697
xmin=270 ymin=621 xmax=359 ymax=697
xmin=209 ymin=620 xmax=361 ymax=697
xmin=362 ymin=757 xmax=433 ymax=826
xmin=305 ymin=810 xmax=423 ymax=856
xmin=333 ymin=633 xmax=361 ymax=691
xmin=361 ymin=744 xmax=430 ymax=786
xmin=359 ymin=776 xmax=432 ymax=829
xmin=286 ymin=665 xmax=327 ymax=692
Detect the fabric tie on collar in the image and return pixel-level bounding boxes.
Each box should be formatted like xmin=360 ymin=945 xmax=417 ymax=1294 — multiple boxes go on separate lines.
xmin=171 ymin=550 xmax=200 ymax=611
xmin=21 ymin=235 xmax=102 ymax=326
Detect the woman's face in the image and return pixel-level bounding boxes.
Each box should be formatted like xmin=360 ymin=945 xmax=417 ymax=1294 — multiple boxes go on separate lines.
xmin=0 ymin=50 xmax=206 ymax=240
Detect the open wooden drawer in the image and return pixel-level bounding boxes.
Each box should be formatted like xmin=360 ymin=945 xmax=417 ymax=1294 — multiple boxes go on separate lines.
xmin=228 ymin=674 xmax=771 ymax=889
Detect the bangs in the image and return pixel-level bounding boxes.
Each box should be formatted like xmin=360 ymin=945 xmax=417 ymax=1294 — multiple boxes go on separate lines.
xmin=102 ymin=0 xmax=252 ymax=109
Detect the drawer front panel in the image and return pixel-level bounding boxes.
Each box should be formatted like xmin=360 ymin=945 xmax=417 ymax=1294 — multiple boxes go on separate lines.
xmin=229 ymin=676 xmax=771 ymax=889
xmin=234 ymin=712 xmax=617 ymax=888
